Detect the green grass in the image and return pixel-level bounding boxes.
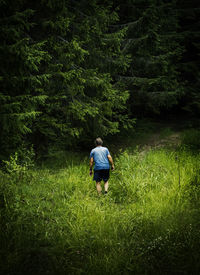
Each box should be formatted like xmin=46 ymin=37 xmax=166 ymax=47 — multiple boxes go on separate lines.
xmin=0 ymin=128 xmax=200 ymax=274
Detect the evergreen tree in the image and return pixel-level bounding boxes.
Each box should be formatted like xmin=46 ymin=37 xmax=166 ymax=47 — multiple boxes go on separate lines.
xmin=0 ymin=0 xmax=50 ymax=157
xmin=0 ymin=0 xmax=132 ymax=157
xmin=114 ymin=0 xmax=183 ymax=117
xmin=176 ymin=0 xmax=200 ymax=116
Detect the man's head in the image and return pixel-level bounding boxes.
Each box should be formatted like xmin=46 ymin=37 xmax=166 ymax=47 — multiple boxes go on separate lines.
xmin=95 ymin=137 xmax=103 ymax=146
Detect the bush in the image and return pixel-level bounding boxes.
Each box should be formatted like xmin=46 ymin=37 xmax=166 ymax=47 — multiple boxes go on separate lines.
xmin=181 ymin=129 xmax=200 ymax=150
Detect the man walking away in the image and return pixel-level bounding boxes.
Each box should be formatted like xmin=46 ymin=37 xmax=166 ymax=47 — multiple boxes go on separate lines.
xmin=89 ymin=137 xmax=114 ymax=195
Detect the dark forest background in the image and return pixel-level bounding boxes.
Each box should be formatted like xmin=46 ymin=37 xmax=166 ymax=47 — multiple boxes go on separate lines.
xmin=0 ymin=0 xmax=199 ymax=158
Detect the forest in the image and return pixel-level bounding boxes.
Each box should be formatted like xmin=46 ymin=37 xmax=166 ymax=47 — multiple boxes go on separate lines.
xmin=0 ymin=0 xmax=199 ymax=156
xmin=0 ymin=0 xmax=200 ymax=274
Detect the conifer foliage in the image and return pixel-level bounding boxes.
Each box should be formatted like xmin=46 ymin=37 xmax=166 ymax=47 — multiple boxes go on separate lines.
xmin=0 ymin=1 xmax=50 ymax=156
xmin=177 ymin=0 xmax=200 ymax=115
xmin=0 ymin=0 xmax=199 ymax=157
xmin=115 ymin=0 xmax=184 ymax=116
xmin=0 ymin=0 xmax=131 ymax=156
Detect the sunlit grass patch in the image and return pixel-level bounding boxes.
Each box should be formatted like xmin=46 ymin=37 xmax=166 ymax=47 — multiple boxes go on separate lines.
xmin=0 ymin=140 xmax=200 ymax=274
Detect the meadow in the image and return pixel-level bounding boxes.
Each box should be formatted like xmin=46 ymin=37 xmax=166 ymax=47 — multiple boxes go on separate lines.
xmin=0 ymin=125 xmax=200 ymax=275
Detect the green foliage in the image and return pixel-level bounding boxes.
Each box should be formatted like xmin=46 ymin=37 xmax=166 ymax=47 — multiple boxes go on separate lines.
xmin=1 ymin=145 xmax=35 ymax=188
xmin=0 ymin=1 xmax=51 ymax=156
xmin=181 ymin=129 xmax=200 ymax=150
xmin=176 ymin=0 xmax=200 ymax=116
xmin=0 ymin=0 xmax=133 ymax=157
xmin=115 ymin=0 xmax=184 ymax=116
xmin=0 ymin=0 xmax=199 ymax=157
xmin=3 ymin=152 xmax=26 ymax=174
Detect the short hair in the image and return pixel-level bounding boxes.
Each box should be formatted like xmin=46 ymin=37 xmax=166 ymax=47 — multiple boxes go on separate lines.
xmin=95 ymin=137 xmax=103 ymax=146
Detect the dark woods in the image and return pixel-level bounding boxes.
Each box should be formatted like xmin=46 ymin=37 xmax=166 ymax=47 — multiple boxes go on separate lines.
xmin=0 ymin=0 xmax=199 ymax=158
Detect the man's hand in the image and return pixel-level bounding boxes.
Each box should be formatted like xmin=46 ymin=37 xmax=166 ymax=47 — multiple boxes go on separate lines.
xmin=108 ymin=154 xmax=114 ymax=171
xmin=89 ymin=157 xmax=94 ymax=176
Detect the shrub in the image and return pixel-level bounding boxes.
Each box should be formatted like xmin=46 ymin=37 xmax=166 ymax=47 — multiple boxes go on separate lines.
xmin=181 ymin=129 xmax=200 ymax=150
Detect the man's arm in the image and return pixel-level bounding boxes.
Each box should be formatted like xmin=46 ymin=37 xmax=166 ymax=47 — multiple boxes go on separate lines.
xmin=89 ymin=157 xmax=94 ymax=175
xmin=108 ymin=154 xmax=114 ymax=170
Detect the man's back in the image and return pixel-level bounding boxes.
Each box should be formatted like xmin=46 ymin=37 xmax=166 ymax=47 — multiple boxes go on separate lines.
xmin=90 ymin=146 xmax=110 ymax=170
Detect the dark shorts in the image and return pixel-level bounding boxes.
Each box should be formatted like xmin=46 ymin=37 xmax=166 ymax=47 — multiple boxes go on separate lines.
xmin=93 ymin=169 xmax=110 ymax=182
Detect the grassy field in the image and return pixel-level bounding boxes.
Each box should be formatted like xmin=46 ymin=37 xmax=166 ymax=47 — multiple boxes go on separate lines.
xmin=0 ymin=125 xmax=200 ymax=274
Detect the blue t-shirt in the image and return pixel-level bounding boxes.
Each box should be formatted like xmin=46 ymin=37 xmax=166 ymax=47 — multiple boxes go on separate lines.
xmin=90 ymin=146 xmax=110 ymax=170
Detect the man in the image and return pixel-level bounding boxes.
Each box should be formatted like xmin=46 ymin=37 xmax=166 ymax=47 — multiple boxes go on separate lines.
xmin=89 ymin=137 xmax=114 ymax=195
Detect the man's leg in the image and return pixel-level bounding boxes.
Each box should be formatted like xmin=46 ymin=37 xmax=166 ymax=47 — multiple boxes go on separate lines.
xmin=104 ymin=181 xmax=109 ymax=193
xmin=96 ymin=182 xmax=102 ymax=195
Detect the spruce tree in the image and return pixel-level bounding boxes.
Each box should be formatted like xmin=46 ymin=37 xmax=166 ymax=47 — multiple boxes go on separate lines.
xmin=0 ymin=0 xmax=50 ymax=157
xmin=176 ymin=0 xmax=200 ymax=116
xmin=0 ymin=0 xmax=132 ymax=157
xmin=115 ymin=0 xmax=183 ymax=117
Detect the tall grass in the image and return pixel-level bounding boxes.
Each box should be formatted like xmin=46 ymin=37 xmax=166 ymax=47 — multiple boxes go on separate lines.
xmin=0 ymin=142 xmax=200 ymax=274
